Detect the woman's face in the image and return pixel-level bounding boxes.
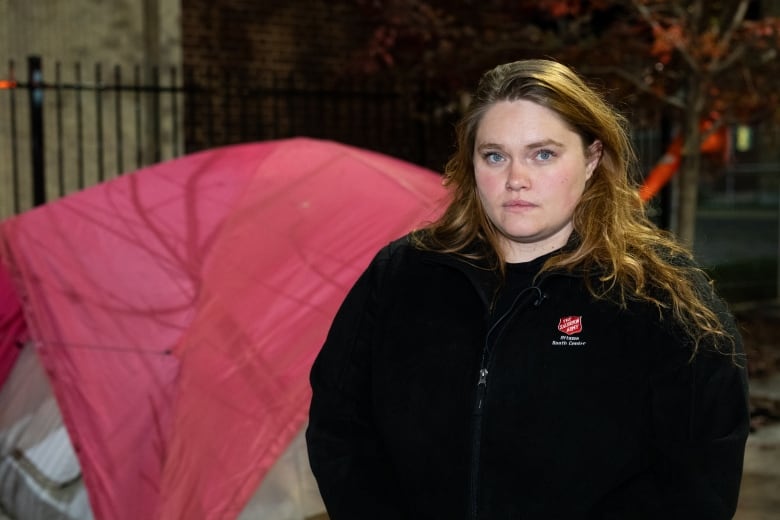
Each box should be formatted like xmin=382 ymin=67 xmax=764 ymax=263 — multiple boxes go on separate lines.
xmin=473 ymin=99 xmax=600 ymax=263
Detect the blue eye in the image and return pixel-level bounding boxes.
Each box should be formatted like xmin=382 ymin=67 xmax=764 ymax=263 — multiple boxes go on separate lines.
xmin=536 ymin=149 xmax=555 ymax=161
xmin=483 ymin=152 xmax=504 ymax=164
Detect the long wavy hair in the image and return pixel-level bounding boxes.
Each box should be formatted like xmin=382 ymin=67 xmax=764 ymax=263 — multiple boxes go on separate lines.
xmin=413 ymin=59 xmax=734 ymax=356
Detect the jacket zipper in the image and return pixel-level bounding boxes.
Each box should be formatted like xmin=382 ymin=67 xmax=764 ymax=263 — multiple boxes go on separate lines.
xmin=468 ymin=342 xmax=492 ymax=520
xmin=467 ymin=286 xmax=544 ymax=520
xmin=467 ymin=311 xmax=515 ymax=519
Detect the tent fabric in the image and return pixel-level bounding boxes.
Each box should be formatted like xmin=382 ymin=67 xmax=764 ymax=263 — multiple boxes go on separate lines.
xmin=0 ymin=260 xmax=26 ymax=388
xmin=0 ymin=337 xmax=319 ymax=520
xmin=237 ymin=428 xmax=325 ymax=519
xmin=0 ymin=138 xmax=447 ymax=519
xmin=0 ymin=344 xmax=93 ymax=520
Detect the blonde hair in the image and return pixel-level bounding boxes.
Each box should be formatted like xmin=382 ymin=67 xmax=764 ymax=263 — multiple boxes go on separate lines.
xmin=413 ymin=59 xmax=733 ymax=356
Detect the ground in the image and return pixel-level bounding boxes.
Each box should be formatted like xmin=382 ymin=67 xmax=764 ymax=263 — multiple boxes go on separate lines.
xmin=733 ymin=304 xmax=780 ymax=519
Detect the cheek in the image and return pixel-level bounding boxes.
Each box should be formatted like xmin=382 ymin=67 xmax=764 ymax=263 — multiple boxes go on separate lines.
xmin=474 ymin=170 xmax=498 ymax=198
xmin=569 ymin=174 xmax=588 ymax=193
xmin=554 ymin=172 xmax=588 ymax=204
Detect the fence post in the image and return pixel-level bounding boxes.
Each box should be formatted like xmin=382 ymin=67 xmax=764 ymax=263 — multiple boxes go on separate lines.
xmin=28 ymin=55 xmax=45 ymax=206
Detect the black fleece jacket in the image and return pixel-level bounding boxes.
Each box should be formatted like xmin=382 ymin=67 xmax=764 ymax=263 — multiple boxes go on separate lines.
xmin=306 ymin=236 xmax=750 ymax=520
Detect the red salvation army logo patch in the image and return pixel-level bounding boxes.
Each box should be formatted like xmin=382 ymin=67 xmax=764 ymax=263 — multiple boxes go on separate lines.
xmin=558 ymin=316 xmax=583 ymax=335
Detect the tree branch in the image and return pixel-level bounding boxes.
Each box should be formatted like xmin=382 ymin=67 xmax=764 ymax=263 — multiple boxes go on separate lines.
xmin=630 ymin=0 xmax=698 ymax=72
xmin=714 ymin=43 xmax=748 ymax=74
xmin=709 ymin=0 xmax=750 ymax=73
xmin=582 ymin=65 xmax=686 ymax=110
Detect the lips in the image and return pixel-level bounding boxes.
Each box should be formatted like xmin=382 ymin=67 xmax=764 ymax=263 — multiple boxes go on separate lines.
xmin=503 ymin=199 xmax=536 ymax=209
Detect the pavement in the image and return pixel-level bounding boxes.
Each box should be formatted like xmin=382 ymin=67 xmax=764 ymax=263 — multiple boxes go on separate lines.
xmin=735 ymin=373 xmax=780 ymax=519
xmin=737 ymin=423 xmax=780 ymax=519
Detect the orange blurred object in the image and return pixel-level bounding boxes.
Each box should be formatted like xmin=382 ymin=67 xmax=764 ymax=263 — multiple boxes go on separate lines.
xmin=639 ymin=120 xmax=727 ymax=202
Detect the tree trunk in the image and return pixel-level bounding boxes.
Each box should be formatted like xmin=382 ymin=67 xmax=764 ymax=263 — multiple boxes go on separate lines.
xmin=676 ymin=82 xmax=705 ymax=248
xmin=677 ymin=122 xmax=700 ymax=247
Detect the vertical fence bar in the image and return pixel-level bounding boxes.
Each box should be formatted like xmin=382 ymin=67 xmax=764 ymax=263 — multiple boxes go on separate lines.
xmin=272 ymin=72 xmax=280 ymax=137
xmin=55 ymin=62 xmax=64 ymax=197
xmin=134 ymin=65 xmax=143 ymax=168
xmin=75 ymin=62 xmax=85 ymax=190
xmin=416 ymin=81 xmax=430 ymax=168
xmin=28 ymin=56 xmax=45 ymax=206
xmin=95 ymin=63 xmax=105 ymax=182
xmin=287 ymin=72 xmax=296 ymax=136
xmin=8 ymin=60 xmax=20 ymax=214
xmin=151 ymin=65 xmax=161 ymax=163
xmin=206 ymin=66 xmax=214 ymax=148
xmin=170 ymin=66 xmax=179 ymax=157
xmin=115 ymin=65 xmax=124 ymax=173
xmin=315 ymin=76 xmax=325 ymax=140
xmin=239 ymin=69 xmax=247 ymax=142
xmin=301 ymin=73 xmax=310 ymax=137
xmin=336 ymin=81 xmax=347 ymax=145
xmin=254 ymin=70 xmax=264 ymax=140
xmin=183 ymin=66 xmax=195 ymax=154
xmin=222 ymin=66 xmax=231 ymax=144
xmin=359 ymin=78 xmax=368 ymax=148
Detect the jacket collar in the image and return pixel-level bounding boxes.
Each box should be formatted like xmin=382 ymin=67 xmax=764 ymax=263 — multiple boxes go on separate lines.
xmin=410 ymin=238 xmax=566 ymax=310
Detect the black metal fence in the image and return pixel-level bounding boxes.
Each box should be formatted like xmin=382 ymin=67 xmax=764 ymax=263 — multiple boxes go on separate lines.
xmin=182 ymin=66 xmax=457 ymax=168
xmin=0 ymin=56 xmax=457 ymax=217
xmin=1 ymin=57 xmax=184 ymax=216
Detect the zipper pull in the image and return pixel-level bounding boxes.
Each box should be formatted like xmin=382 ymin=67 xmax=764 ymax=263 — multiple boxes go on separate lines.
xmin=475 ymin=368 xmax=489 ymax=412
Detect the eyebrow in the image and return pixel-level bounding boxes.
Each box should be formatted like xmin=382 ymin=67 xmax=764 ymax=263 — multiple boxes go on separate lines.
xmin=475 ymin=138 xmax=565 ymax=151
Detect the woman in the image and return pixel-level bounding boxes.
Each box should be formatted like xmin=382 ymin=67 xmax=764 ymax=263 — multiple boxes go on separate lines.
xmin=306 ymin=59 xmax=749 ymax=519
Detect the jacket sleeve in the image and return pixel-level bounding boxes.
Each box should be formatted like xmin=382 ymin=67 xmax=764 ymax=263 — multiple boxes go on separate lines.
xmin=305 ymin=246 xmax=406 ymax=519
xmin=647 ymin=299 xmax=750 ymax=519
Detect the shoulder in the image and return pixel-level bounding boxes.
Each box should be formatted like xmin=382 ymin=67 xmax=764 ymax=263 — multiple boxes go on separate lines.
xmin=366 ymin=234 xmax=441 ymax=287
xmin=370 ymin=233 xmax=493 ymax=294
xmin=375 ymin=232 xmax=468 ymax=270
xmin=379 ymin=234 xmax=415 ymax=260
xmin=370 ymin=234 xmax=418 ymax=276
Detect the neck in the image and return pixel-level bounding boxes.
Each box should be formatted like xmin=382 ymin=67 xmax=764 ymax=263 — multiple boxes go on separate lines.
xmin=500 ymin=230 xmax=572 ymax=263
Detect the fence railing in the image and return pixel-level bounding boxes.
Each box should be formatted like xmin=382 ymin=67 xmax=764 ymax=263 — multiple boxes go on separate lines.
xmin=182 ymin=65 xmax=458 ymax=171
xmin=0 ymin=56 xmax=458 ymax=218
xmin=1 ymin=57 xmax=186 ymax=217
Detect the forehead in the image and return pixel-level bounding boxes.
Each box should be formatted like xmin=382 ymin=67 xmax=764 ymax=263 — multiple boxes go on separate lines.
xmin=475 ymin=99 xmax=579 ymax=143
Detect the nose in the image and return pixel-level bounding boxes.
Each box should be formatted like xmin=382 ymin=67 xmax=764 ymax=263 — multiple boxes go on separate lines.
xmin=505 ymin=163 xmax=530 ymax=191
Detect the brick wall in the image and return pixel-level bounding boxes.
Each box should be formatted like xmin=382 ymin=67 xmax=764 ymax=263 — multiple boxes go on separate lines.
xmin=176 ymin=0 xmax=459 ymax=169
xmin=181 ymin=0 xmax=375 ymax=81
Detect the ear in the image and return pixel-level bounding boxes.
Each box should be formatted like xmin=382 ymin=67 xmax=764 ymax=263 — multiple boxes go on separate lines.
xmin=585 ymin=140 xmax=602 ymax=180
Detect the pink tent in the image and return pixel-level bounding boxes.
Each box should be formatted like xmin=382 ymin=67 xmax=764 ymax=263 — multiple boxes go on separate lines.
xmin=0 ymin=261 xmax=26 ymax=385
xmin=0 ymin=138 xmax=447 ymax=519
